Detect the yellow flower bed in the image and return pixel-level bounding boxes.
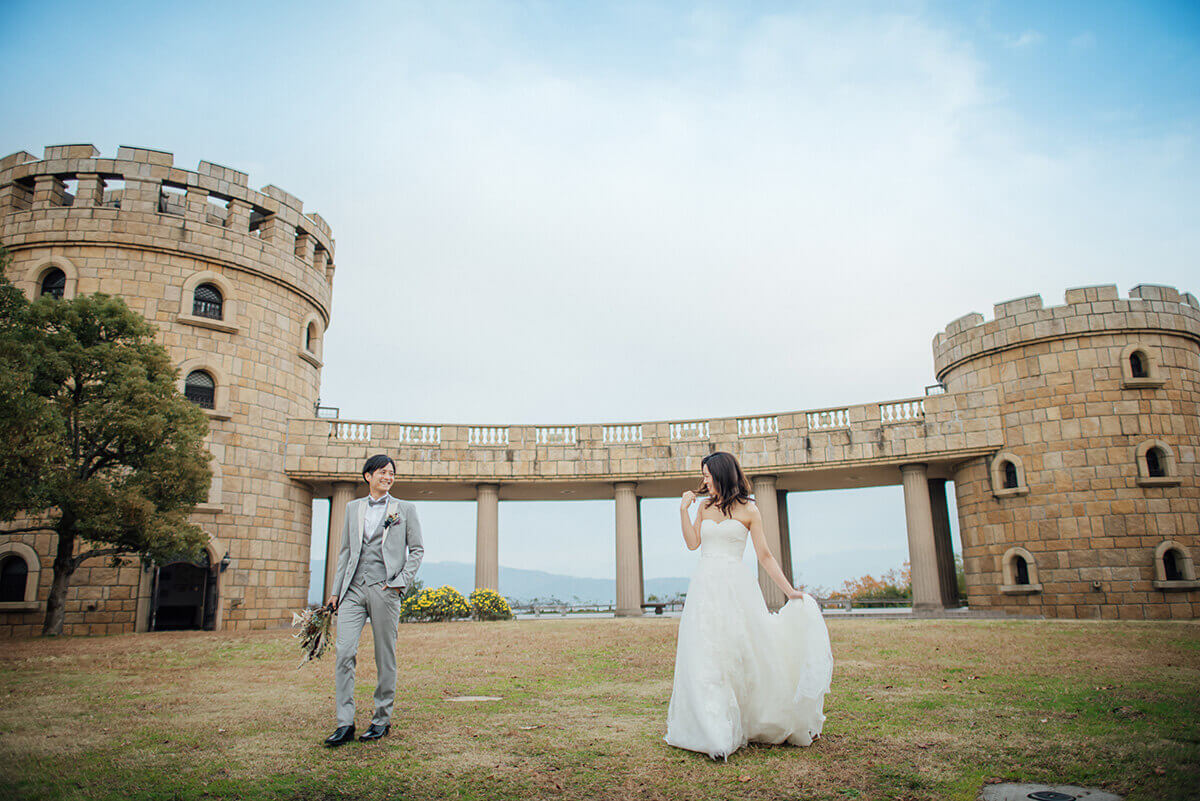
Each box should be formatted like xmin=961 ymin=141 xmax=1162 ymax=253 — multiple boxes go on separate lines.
xmin=469 ymin=588 xmax=514 ymax=621
xmin=400 ymin=585 xmax=470 ymax=622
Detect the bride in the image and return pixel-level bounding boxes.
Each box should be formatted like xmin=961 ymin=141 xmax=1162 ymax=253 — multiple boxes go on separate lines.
xmin=664 ymin=451 xmax=833 ymax=760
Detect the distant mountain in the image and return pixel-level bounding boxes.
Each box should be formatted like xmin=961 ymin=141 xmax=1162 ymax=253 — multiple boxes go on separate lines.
xmin=308 ymin=560 xmax=687 ymax=604
xmin=307 ymin=547 xmax=916 ymax=604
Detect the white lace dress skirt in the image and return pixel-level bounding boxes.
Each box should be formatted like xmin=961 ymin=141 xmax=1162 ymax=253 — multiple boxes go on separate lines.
xmin=664 ymin=549 xmax=833 ymax=759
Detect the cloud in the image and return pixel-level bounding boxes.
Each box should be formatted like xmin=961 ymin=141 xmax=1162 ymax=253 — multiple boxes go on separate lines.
xmin=1002 ymin=29 xmax=1044 ymax=49
xmin=1070 ymin=31 xmax=1097 ymax=50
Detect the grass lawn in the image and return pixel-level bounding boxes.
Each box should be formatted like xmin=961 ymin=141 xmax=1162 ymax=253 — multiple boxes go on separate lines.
xmin=0 ymin=617 xmax=1197 ymax=801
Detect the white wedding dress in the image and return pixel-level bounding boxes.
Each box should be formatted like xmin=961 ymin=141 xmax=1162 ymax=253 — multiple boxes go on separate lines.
xmin=664 ymin=517 xmax=833 ymax=760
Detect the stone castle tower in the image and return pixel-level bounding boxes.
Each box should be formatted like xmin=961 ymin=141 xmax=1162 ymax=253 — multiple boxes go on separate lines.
xmin=0 ymin=141 xmax=1195 ymax=636
xmin=0 ymin=144 xmax=334 ymax=635
xmin=934 ymin=285 xmax=1199 ymax=619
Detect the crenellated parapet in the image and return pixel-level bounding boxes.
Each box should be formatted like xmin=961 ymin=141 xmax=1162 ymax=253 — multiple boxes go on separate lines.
xmin=0 ymin=144 xmax=335 ymax=320
xmin=932 ymin=284 xmax=1200 ymax=383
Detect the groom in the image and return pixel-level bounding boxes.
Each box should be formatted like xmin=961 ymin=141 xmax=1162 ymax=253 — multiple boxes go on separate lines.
xmin=323 ymin=454 xmax=424 ymax=746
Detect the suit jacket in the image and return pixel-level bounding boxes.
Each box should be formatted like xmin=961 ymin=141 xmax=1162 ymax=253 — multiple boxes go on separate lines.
xmin=331 ymin=495 xmax=424 ymax=602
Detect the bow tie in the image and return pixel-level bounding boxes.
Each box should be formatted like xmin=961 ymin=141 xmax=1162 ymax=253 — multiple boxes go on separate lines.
xmin=367 ymin=497 xmax=388 ymax=507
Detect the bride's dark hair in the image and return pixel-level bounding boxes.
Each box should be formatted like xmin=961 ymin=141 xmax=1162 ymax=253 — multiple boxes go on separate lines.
xmin=697 ymin=451 xmax=753 ymax=517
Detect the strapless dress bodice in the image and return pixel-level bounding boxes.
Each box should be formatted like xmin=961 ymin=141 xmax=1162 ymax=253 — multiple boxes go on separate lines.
xmin=699 ymin=518 xmax=749 ymax=562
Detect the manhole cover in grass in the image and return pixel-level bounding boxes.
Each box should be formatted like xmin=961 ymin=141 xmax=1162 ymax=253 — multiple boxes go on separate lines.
xmin=445 ymin=695 xmax=502 ymax=702
xmin=979 ymin=784 xmax=1122 ymax=801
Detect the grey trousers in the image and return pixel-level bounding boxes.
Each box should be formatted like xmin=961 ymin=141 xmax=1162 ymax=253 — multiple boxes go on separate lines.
xmin=334 ymin=581 xmax=402 ymax=727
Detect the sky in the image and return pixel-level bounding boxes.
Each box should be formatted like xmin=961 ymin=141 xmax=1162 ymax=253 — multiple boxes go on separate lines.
xmin=2 ymin=1 xmax=1197 ymax=593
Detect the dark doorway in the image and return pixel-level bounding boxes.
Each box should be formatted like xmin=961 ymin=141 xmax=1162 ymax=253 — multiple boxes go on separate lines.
xmin=151 ymin=552 xmax=217 ymax=631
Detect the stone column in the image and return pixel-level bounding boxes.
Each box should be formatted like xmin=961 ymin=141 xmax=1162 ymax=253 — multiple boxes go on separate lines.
xmin=324 ymin=482 xmax=356 ymax=599
xmin=74 ymin=173 xmax=105 ymax=207
xmin=134 ymin=563 xmax=154 ymax=633
xmin=121 ymin=177 xmax=160 ymax=213
xmin=928 ymin=479 xmax=960 ymax=608
xmin=294 ymin=230 xmax=315 ymax=264
xmin=901 ymin=464 xmax=943 ymax=612
xmin=752 ymin=475 xmax=787 ymax=611
xmin=635 ymin=498 xmax=645 ymax=604
xmin=777 ymin=489 xmax=794 ymax=585
xmin=475 ymin=483 xmax=500 ymax=591
xmin=258 ymin=215 xmax=294 ymax=247
xmin=614 ymin=482 xmax=643 ymax=616
xmin=32 ymin=174 xmax=67 ymax=208
xmin=185 ymin=186 xmax=210 ymax=223
xmin=226 ymin=198 xmax=251 ymax=232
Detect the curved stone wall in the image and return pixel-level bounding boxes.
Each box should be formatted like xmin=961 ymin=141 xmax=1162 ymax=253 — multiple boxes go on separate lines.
xmin=0 ymin=144 xmax=335 ymax=635
xmin=934 ymin=284 xmax=1200 ymax=619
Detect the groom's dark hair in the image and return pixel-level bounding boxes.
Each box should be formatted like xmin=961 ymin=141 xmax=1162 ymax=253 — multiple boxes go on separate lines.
xmin=362 ymin=454 xmax=396 ymax=481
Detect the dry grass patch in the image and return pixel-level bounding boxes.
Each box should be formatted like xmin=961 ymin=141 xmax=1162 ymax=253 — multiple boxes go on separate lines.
xmin=0 ymin=617 xmax=1197 ymax=800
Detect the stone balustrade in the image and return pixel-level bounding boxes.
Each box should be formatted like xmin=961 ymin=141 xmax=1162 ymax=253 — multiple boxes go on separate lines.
xmin=284 ymin=390 xmax=1003 ymax=492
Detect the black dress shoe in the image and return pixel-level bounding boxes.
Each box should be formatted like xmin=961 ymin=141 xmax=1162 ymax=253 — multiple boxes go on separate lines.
xmin=358 ymin=723 xmax=390 ymax=741
xmin=324 ymin=725 xmax=356 ymax=747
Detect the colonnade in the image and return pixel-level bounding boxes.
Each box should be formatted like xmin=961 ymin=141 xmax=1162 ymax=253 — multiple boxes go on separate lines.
xmin=321 ymin=463 xmax=960 ymax=613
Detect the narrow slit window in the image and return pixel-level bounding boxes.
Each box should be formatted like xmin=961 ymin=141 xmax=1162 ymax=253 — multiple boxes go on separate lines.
xmin=1129 ymin=350 xmax=1148 ymax=379
xmin=1002 ymin=461 xmax=1019 ymax=489
xmin=1013 ymin=556 xmax=1029 ymax=586
xmin=1146 ymin=448 xmax=1165 ymax=478
xmin=1164 ymin=549 xmax=1183 ymax=582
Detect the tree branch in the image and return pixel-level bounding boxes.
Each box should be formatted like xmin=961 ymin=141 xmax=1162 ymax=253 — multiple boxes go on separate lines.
xmin=72 ymin=547 xmax=133 ymax=569
xmin=0 ymin=524 xmax=57 ymax=535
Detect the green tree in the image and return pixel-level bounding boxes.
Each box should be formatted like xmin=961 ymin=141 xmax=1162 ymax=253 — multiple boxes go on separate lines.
xmin=0 ymin=257 xmax=60 ymax=515
xmin=0 ymin=266 xmax=212 ymax=635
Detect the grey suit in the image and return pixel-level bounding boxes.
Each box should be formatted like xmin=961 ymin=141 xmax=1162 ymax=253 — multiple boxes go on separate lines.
xmin=331 ymin=495 xmax=424 ymax=727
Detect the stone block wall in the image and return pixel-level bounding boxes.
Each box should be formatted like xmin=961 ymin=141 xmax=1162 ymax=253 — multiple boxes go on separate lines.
xmin=934 ymin=285 xmax=1200 ymax=619
xmin=0 ymin=144 xmax=335 ymax=636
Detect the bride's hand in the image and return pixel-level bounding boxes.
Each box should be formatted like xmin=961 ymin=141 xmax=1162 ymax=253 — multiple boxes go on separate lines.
xmin=785 ymin=588 xmax=806 ymax=601
xmin=681 ymin=490 xmax=696 ymax=510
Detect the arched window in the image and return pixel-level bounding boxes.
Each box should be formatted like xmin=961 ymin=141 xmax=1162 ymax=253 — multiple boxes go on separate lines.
xmin=1002 ymin=461 xmax=1019 ymax=490
xmin=306 ymin=322 xmax=316 ymax=352
xmin=1129 ymin=350 xmax=1148 ymax=379
xmin=1013 ymin=555 xmax=1029 ymax=585
xmin=1121 ymin=343 xmax=1165 ymax=388
xmin=1154 ymin=540 xmax=1199 ymax=590
xmin=40 ymin=268 xmax=66 ymax=299
xmin=1135 ymin=439 xmax=1180 ymax=487
xmin=1146 ymin=448 xmax=1165 ymax=478
xmin=990 ymin=452 xmax=1029 ymax=498
xmin=184 ymin=370 xmax=216 ymax=409
xmin=192 ymin=283 xmax=223 ymax=320
xmin=0 ymin=555 xmax=27 ymax=603
xmin=1163 ymin=549 xmax=1183 ymax=582
xmin=1001 ymin=547 xmax=1041 ymax=594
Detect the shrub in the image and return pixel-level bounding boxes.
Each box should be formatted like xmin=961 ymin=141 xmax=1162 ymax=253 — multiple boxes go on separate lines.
xmin=401 ymin=584 xmax=470 ymax=622
xmin=469 ymin=588 xmax=514 ymax=621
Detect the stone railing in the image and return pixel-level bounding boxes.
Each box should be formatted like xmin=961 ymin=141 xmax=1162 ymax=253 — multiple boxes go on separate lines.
xmin=285 ymin=391 xmax=1003 ymax=484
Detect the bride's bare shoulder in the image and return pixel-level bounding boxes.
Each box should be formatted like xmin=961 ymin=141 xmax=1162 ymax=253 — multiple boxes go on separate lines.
xmin=732 ymin=499 xmax=759 ymax=525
